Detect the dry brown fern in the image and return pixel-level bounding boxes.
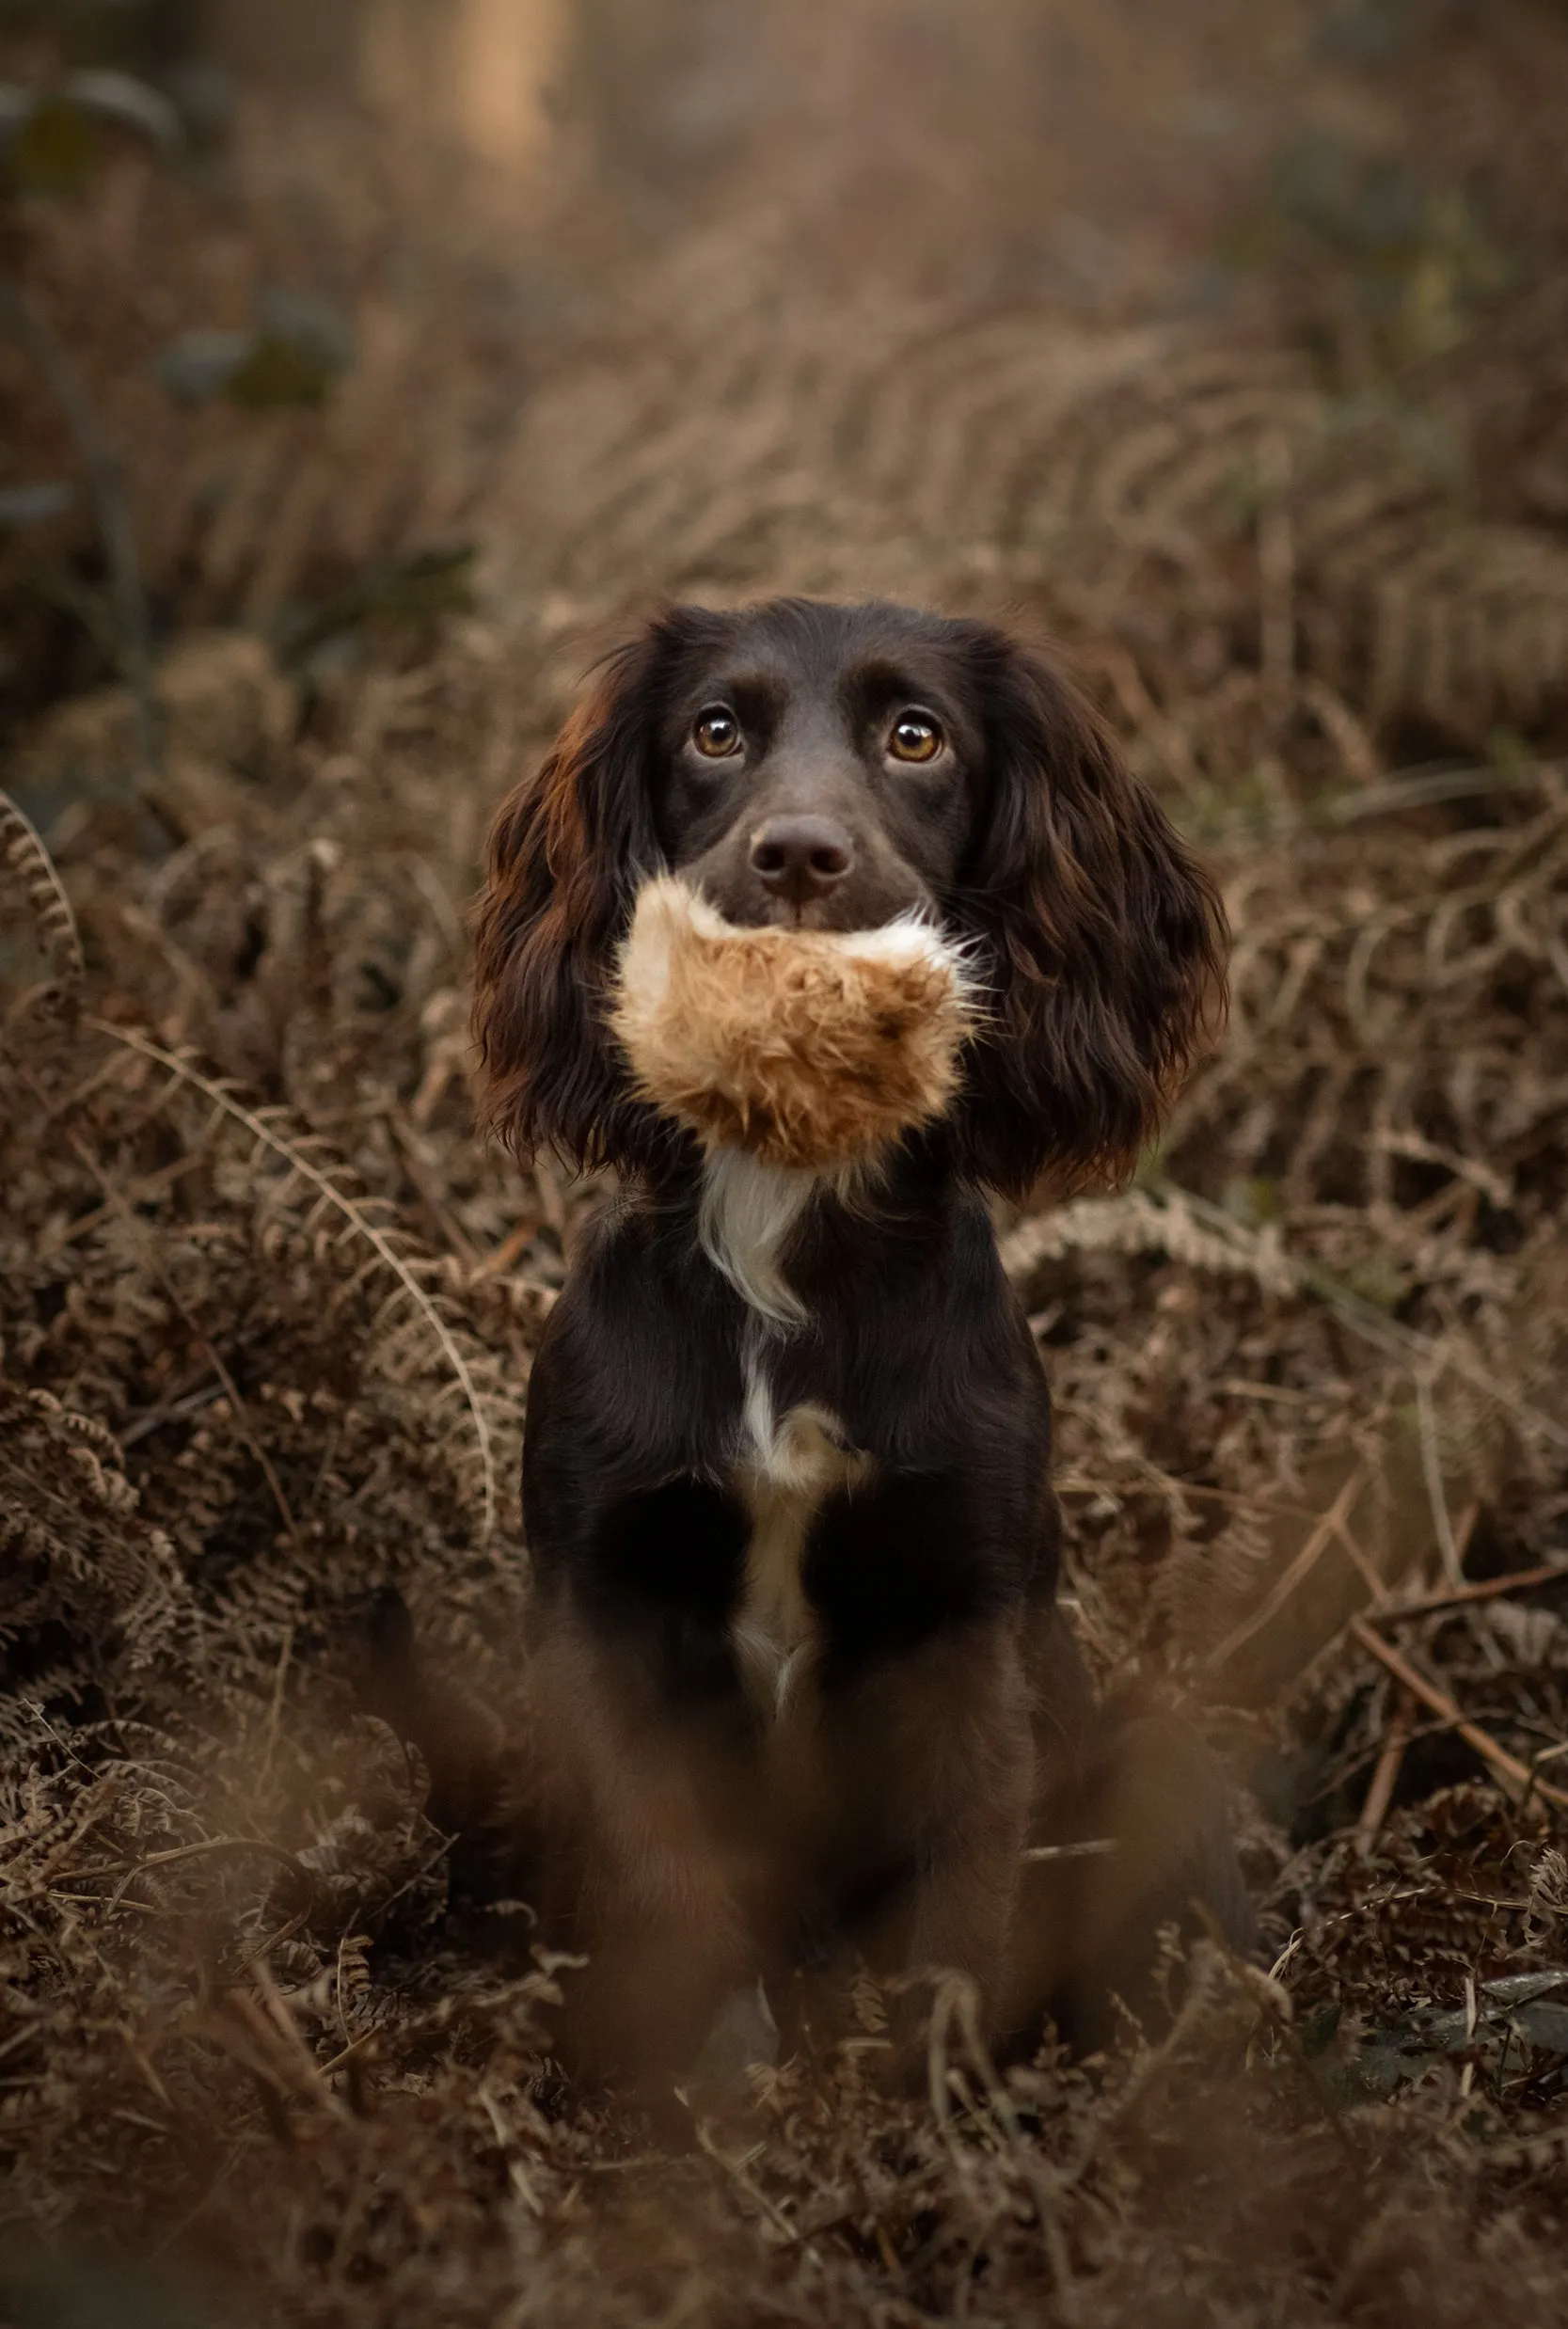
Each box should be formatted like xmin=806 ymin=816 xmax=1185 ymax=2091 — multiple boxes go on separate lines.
xmin=0 ymin=786 xmax=84 ymax=990
xmin=0 ymin=1383 xmax=196 ymax=1767
xmin=5 ymin=16 xmax=1568 ymax=2323
xmin=85 ymin=1021 xmax=514 ymax=1548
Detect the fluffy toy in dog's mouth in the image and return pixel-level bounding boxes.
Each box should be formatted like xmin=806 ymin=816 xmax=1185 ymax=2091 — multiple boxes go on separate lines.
xmin=609 ymin=877 xmax=979 ymax=1172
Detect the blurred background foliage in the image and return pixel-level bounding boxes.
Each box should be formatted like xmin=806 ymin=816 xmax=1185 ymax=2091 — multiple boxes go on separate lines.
xmin=3 ymin=0 xmax=1567 ymax=759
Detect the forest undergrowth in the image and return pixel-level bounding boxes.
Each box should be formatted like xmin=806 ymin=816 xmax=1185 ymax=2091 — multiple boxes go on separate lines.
xmin=4 ymin=4 xmax=1568 ymax=2323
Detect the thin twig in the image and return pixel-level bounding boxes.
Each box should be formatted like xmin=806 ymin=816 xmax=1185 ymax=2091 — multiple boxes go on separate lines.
xmin=1348 ymin=1618 xmax=1568 ymax=1814
xmin=467 ymin=1214 xmax=542 ymax=1283
xmin=102 ymin=1835 xmax=315 ymax=1915
xmin=223 ymin=1964 xmax=349 ymax=2121
xmin=1206 ymin=1466 xmax=1368 ymax=1670
xmin=1415 ymin=1374 xmax=1463 ymax=1587
xmin=316 ymin=2024 xmax=382 ymax=2082
xmin=1355 ymin=1690 xmax=1414 ymax=1861
xmin=119 ymin=1378 xmax=227 ymax=1449
xmin=688 ymin=2115 xmax=796 ymax=2244
xmin=1364 ymin=1562 xmax=1568 ymax=1625
xmin=1328 ymin=1509 xmax=1392 ymax=1608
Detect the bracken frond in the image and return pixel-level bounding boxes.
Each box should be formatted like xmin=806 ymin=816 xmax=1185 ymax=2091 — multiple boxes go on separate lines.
xmin=6 ymin=17 xmax=1568 ymax=2321
xmin=87 ymin=1020 xmax=506 ymax=1545
xmin=0 ymin=787 xmax=84 ymax=988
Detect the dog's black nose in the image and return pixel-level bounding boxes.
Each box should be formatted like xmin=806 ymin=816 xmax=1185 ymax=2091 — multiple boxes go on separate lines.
xmin=749 ymin=816 xmax=852 ymax=904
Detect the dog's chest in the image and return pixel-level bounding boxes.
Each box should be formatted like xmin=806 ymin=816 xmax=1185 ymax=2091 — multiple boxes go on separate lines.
xmin=729 ymin=1361 xmax=870 ymax=1721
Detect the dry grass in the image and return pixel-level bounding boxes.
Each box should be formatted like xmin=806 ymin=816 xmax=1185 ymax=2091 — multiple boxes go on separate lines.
xmin=4 ymin=5 xmax=1568 ymax=2322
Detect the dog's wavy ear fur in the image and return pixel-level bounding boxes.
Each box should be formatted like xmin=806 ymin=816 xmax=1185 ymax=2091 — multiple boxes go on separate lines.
xmin=948 ymin=631 xmax=1227 ymax=1199
xmin=472 ymin=627 xmax=681 ymax=1175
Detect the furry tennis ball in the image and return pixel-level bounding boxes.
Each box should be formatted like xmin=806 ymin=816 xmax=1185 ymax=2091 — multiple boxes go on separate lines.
xmin=608 ymin=876 xmax=977 ymax=1171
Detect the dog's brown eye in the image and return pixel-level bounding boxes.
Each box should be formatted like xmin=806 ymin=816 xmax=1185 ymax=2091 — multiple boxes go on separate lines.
xmin=692 ymin=706 xmax=741 ymax=758
xmin=888 ymin=712 xmax=942 ymax=764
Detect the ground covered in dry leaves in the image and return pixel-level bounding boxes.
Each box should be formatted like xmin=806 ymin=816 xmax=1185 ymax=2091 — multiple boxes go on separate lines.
xmin=4 ymin=4 xmax=1568 ymax=2323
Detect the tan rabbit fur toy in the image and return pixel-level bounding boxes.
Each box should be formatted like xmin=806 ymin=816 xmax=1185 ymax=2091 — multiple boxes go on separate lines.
xmin=607 ymin=876 xmax=977 ymax=1172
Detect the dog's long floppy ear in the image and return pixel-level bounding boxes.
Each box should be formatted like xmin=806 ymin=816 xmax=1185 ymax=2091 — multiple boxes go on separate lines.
xmin=471 ymin=627 xmax=681 ymax=1175
xmin=949 ymin=630 xmax=1227 ymax=1199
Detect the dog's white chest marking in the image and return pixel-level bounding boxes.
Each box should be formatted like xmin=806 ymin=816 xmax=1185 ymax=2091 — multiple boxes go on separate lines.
xmin=700 ymin=1151 xmax=875 ymax=1718
xmin=699 ymin=1151 xmax=816 ymax=1326
xmin=730 ymin=1362 xmax=870 ymax=1721
xmin=699 ymin=1148 xmax=879 ymax=1328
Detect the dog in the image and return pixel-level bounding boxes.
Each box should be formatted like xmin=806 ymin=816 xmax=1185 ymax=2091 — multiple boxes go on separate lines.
xmin=469 ymin=596 xmax=1248 ymax=2088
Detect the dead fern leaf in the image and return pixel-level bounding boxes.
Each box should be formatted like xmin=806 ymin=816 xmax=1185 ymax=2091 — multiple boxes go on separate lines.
xmin=999 ymin=1186 xmax=1297 ymax=1297
xmin=85 ymin=1020 xmax=507 ymax=1545
xmin=0 ymin=788 xmax=84 ymax=989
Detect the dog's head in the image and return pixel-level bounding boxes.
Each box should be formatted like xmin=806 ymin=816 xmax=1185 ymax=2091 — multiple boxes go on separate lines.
xmin=472 ymin=598 xmax=1226 ymax=1196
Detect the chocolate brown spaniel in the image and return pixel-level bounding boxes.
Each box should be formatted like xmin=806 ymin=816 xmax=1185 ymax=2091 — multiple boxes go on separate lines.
xmin=469 ymin=597 xmax=1249 ymax=2089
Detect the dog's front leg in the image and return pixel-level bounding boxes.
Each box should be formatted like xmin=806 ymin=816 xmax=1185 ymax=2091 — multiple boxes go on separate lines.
xmin=832 ymin=1617 xmax=1035 ymax=2063
xmin=530 ymin=1613 xmax=762 ymax=2094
